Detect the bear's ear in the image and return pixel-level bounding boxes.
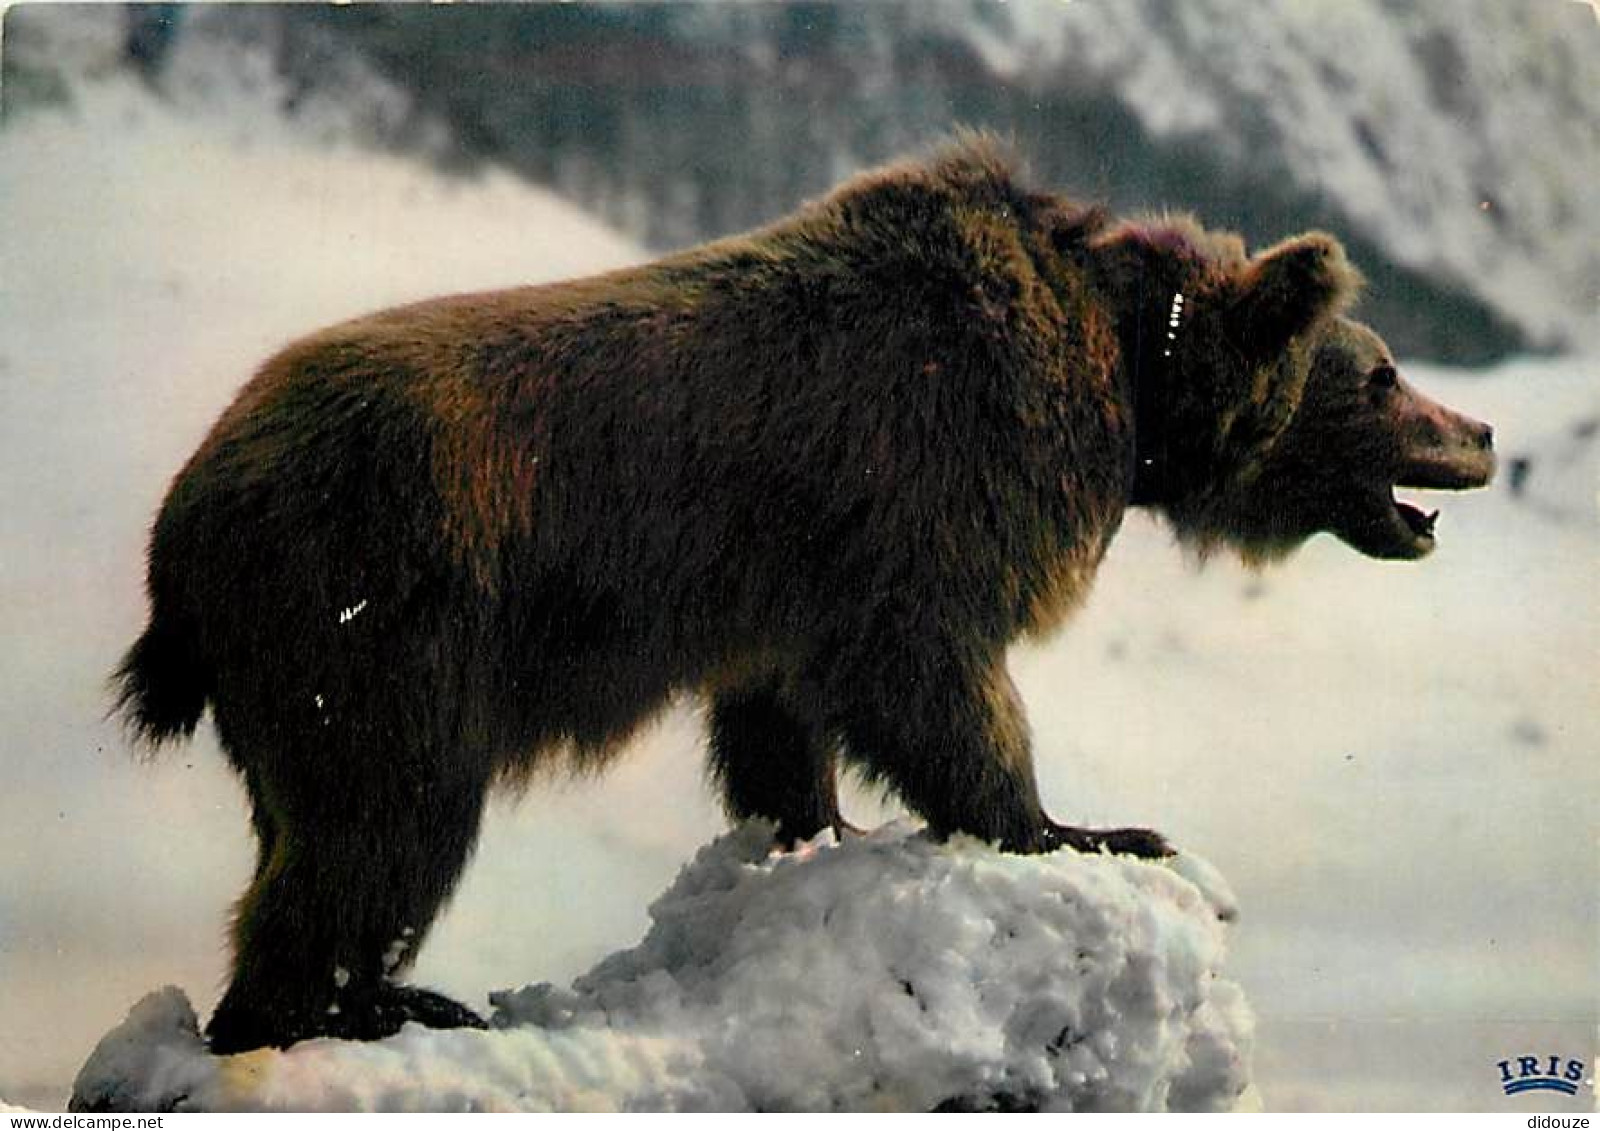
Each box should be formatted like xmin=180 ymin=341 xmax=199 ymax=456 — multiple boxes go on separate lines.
xmin=1229 ymin=232 xmax=1361 ymax=359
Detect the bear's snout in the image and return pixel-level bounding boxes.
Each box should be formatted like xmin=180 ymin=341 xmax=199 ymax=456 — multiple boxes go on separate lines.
xmin=1393 ymin=385 xmax=1496 ymax=492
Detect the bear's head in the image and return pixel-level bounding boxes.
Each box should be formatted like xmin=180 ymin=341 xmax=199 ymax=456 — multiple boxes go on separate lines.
xmin=1214 ymin=315 xmax=1497 ymax=561
xmin=1096 ymin=223 xmax=1496 ymax=562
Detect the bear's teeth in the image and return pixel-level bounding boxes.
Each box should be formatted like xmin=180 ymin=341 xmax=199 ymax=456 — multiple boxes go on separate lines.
xmin=1395 ymin=500 xmax=1439 ymax=538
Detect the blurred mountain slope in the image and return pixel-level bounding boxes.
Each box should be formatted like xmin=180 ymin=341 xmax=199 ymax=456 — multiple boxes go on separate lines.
xmin=5 ymin=2 xmax=1596 ymax=358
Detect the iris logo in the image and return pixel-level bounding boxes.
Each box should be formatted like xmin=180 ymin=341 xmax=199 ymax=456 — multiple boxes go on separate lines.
xmin=1497 ymin=1054 xmax=1586 ymax=1097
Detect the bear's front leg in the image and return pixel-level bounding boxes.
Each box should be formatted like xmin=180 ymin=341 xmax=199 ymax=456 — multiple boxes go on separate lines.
xmin=829 ymin=643 xmax=1170 ymax=858
xmin=830 ymin=644 xmax=1052 ymax=853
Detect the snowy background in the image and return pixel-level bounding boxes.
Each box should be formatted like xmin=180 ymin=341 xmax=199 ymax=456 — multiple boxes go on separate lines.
xmin=1 ymin=1 xmax=1596 ymax=1112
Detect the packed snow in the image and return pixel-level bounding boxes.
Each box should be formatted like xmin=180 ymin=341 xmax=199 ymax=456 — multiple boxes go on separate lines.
xmin=1 ymin=15 xmax=1595 ymax=1113
xmin=67 ymin=823 xmax=1250 ymax=1113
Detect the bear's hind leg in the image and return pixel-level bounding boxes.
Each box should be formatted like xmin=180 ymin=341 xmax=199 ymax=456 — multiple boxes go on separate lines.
xmin=708 ymin=681 xmax=854 ymax=846
xmin=207 ymin=755 xmax=492 ymax=1055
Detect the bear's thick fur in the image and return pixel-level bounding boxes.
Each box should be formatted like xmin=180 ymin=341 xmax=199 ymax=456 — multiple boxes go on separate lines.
xmin=114 ymin=137 xmax=1494 ymax=1054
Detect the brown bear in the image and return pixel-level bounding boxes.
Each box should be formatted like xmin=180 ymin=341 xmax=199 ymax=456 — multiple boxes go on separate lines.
xmin=113 ymin=137 xmax=1494 ymax=1055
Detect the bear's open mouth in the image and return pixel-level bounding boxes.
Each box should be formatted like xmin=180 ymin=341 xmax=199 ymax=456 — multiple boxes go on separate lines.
xmin=1369 ymin=447 xmax=1496 ymax=558
xmin=1387 ymin=493 xmax=1441 ymax=555
xmin=1355 ymin=487 xmax=1454 ymax=560
xmin=1395 ymin=496 xmax=1439 ymax=542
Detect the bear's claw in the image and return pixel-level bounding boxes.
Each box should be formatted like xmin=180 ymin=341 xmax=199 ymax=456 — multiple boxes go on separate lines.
xmin=383 ymin=984 xmax=488 ymax=1032
xmin=1043 ymin=823 xmax=1174 ymax=859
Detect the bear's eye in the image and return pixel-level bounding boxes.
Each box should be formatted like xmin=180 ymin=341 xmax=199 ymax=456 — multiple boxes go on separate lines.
xmin=1368 ymin=363 xmax=1398 ymax=391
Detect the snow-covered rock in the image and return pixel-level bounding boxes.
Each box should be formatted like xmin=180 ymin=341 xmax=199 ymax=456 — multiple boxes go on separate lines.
xmin=69 ymin=824 xmax=1250 ymax=1113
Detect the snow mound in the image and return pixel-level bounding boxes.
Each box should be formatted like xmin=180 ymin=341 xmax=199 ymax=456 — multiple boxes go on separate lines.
xmin=69 ymin=824 xmax=1250 ymax=1112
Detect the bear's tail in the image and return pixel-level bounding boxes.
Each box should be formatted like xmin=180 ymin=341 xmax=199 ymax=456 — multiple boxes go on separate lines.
xmin=111 ymin=609 xmax=210 ymax=747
